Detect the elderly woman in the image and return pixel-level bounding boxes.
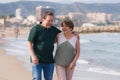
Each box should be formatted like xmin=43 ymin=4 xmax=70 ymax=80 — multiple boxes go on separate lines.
xmin=54 ymin=19 xmax=80 ymax=80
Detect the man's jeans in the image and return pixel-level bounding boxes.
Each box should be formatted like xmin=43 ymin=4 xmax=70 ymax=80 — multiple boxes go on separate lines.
xmin=32 ymin=63 xmax=54 ymax=80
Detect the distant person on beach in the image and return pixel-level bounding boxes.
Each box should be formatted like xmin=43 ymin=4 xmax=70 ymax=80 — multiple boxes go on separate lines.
xmin=27 ymin=11 xmax=61 ymax=80
xmin=54 ymin=19 xmax=80 ymax=80
xmin=13 ymin=23 xmax=20 ymax=39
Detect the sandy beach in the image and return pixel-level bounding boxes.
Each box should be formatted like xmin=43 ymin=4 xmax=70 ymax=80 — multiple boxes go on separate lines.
xmin=0 ymin=40 xmax=32 ymax=80
xmin=0 ymin=40 xmax=57 ymax=80
xmin=0 ymin=50 xmax=32 ymax=80
xmin=0 ymin=29 xmax=32 ymax=79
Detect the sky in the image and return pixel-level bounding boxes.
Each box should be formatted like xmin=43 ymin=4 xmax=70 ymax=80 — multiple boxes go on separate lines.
xmin=0 ymin=0 xmax=120 ymax=3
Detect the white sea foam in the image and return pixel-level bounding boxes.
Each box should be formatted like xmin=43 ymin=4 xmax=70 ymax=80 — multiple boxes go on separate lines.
xmin=88 ymin=67 xmax=120 ymax=76
xmin=4 ymin=48 xmax=27 ymax=55
xmin=80 ymin=39 xmax=90 ymax=44
xmin=77 ymin=59 xmax=89 ymax=64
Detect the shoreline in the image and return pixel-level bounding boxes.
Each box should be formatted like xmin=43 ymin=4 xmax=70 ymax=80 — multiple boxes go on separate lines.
xmin=0 ymin=39 xmax=57 ymax=80
xmin=0 ymin=48 xmax=32 ymax=80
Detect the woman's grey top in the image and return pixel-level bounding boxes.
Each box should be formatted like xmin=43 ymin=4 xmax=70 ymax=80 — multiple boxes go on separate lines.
xmin=54 ymin=32 xmax=77 ymax=66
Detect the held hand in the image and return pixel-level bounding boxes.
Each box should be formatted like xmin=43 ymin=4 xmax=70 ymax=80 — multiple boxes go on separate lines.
xmin=32 ymin=55 xmax=39 ymax=65
xmin=69 ymin=62 xmax=75 ymax=70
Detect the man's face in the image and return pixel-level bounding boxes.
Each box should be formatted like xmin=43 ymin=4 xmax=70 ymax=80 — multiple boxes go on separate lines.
xmin=42 ymin=15 xmax=54 ymax=28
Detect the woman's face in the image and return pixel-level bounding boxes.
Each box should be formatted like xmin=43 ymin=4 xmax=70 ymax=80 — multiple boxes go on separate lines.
xmin=62 ymin=23 xmax=72 ymax=33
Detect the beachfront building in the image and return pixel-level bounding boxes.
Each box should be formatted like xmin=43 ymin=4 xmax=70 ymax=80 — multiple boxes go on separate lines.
xmin=87 ymin=12 xmax=112 ymax=24
xmin=0 ymin=19 xmax=4 ymax=25
xmin=55 ymin=15 xmax=69 ymax=27
xmin=56 ymin=15 xmax=68 ymax=20
xmin=36 ymin=6 xmax=55 ymax=21
xmin=22 ymin=15 xmax=36 ymax=26
xmin=68 ymin=12 xmax=86 ymax=26
xmin=16 ymin=8 xmax=28 ymax=19
xmin=68 ymin=12 xmax=86 ymax=21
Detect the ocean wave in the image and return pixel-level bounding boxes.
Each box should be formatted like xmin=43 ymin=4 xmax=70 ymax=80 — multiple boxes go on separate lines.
xmin=80 ymin=33 xmax=120 ymax=44
xmin=4 ymin=48 xmax=28 ymax=56
xmin=77 ymin=59 xmax=89 ymax=64
xmin=88 ymin=67 xmax=120 ymax=76
xmin=2 ymin=38 xmax=27 ymax=50
xmin=85 ymin=47 xmax=120 ymax=54
xmin=80 ymin=39 xmax=90 ymax=44
xmin=4 ymin=43 xmax=27 ymax=48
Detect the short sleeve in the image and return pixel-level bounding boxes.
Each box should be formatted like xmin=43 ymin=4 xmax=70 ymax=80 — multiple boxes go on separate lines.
xmin=28 ymin=26 xmax=37 ymax=42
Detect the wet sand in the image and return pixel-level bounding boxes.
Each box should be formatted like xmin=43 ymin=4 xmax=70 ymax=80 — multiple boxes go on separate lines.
xmin=0 ymin=49 xmax=32 ymax=80
xmin=0 ymin=40 xmax=57 ymax=80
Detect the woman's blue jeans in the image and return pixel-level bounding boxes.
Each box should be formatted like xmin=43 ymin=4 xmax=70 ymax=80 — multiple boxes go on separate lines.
xmin=32 ymin=63 xmax=54 ymax=80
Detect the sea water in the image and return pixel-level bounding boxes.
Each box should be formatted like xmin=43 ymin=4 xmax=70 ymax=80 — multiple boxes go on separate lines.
xmin=1 ymin=33 xmax=120 ymax=80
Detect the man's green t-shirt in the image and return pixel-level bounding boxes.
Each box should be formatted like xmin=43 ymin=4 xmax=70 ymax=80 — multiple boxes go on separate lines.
xmin=28 ymin=24 xmax=61 ymax=64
